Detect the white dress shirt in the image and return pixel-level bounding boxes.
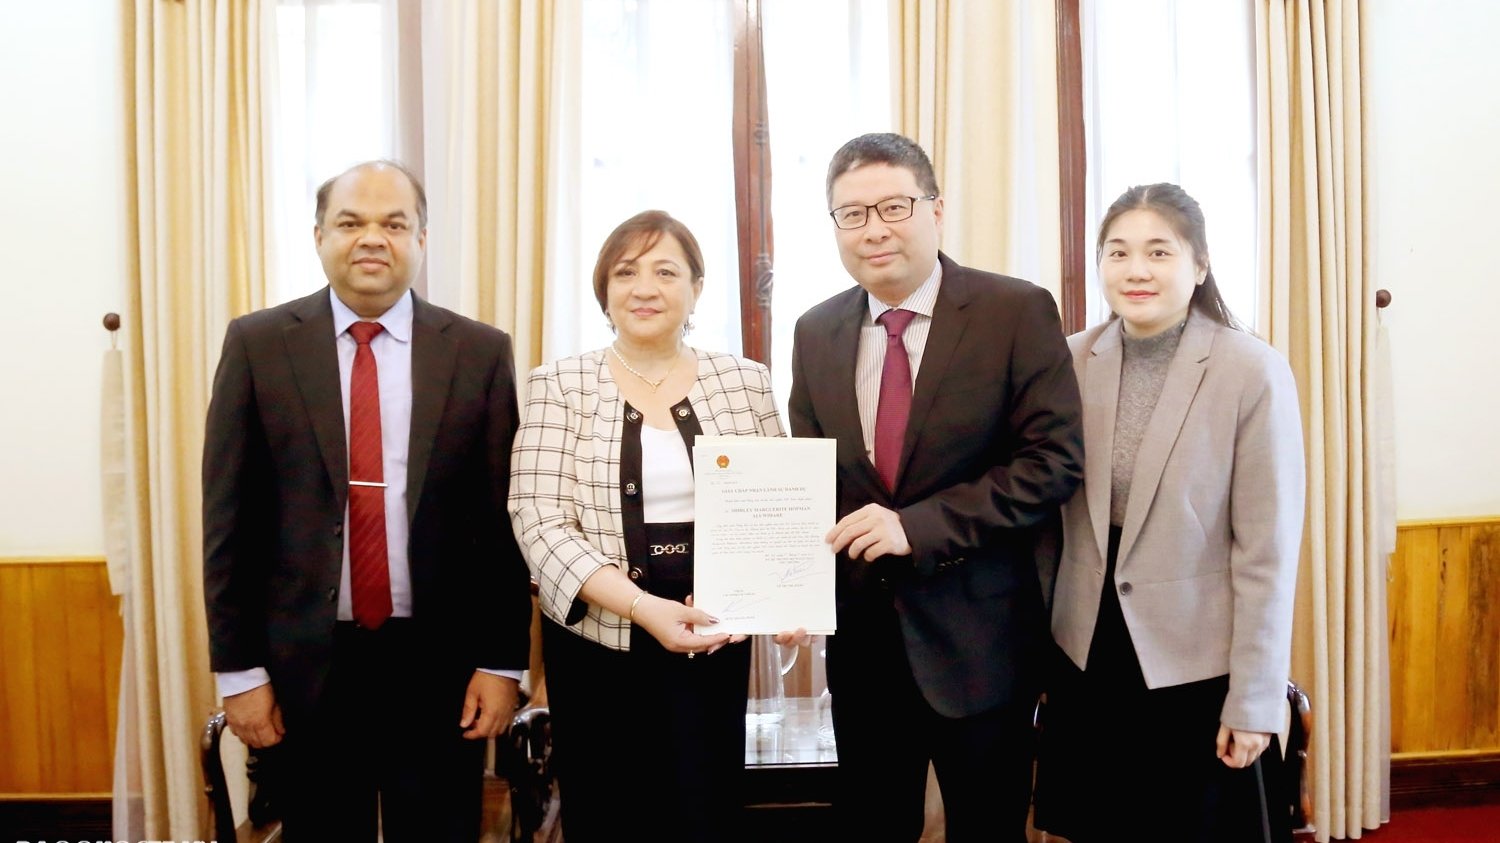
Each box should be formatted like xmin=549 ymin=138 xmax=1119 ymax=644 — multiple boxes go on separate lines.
xmin=854 ymin=260 xmax=943 ymax=460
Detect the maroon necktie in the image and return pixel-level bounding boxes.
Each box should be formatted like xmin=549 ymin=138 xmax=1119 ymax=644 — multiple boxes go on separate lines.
xmin=347 ymin=321 xmax=392 ymax=629
xmin=874 ymin=309 xmax=917 ymax=492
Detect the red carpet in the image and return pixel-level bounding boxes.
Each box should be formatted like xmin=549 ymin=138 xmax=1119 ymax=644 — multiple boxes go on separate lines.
xmin=1358 ymin=803 xmax=1500 ymax=842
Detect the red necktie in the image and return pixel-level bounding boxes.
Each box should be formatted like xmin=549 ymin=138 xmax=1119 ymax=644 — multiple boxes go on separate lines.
xmin=874 ymin=309 xmax=916 ymax=492
xmin=347 ymin=321 xmax=392 ymax=629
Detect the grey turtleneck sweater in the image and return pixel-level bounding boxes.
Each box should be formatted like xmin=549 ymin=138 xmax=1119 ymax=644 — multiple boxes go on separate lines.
xmin=1110 ymin=319 xmax=1187 ymax=526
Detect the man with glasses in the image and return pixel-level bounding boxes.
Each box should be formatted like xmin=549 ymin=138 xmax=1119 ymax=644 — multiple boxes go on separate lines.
xmin=786 ymin=133 xmax=1083 ymax=841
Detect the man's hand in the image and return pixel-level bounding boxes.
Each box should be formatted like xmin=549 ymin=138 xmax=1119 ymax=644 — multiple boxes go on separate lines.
xmin=826 ymin=503 xmax=911 ymax=561
xmin=223 ymin=683 xmax=284 ymax=749
xmin=773 ymin=627 xmax=813 ymax=648
xmin=1216 ymin=724 xmax=1272 ymax=768
xmin=459 ymin=672 xmax=520 ymax=740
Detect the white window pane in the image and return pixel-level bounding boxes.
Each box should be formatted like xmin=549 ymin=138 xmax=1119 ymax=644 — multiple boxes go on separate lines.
xmin=272 ymin=0 xmax=395 ymax=305
xmin=1082 ymin=0 xmax=1257 ymax=330
xmin=571 ymin=0 xmax=740 ymax=359
xmin=763 ymin=0 xmax=891 ymax=415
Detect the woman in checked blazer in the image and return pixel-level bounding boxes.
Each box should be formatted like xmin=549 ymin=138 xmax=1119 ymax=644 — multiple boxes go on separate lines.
xmin=1033 ymin=184 xmax=1306 ymax=843
xmin=508 ymin=211 xmax=783 ymax=842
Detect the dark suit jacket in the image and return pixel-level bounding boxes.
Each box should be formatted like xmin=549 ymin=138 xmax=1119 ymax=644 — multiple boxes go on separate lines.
xmin=202 ymin=288 xmax=531 ymax=724
xmin=788 ymin=253 xmax=1084 ymax=718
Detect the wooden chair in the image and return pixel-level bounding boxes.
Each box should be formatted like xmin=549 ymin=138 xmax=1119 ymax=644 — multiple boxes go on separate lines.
xmin=497 ymin=700 xmax=556 ymax=841
xmin=200 ymin=709 xmax=282 ymax=843
xmin=1286 ymin=680 xmax=1314 ymax=837
xmin=494 ymin=583 xmax=561 ymax=841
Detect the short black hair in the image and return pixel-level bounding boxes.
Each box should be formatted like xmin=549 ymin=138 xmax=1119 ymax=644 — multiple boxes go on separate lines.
xmin=825 ymin=133 xmax=940 ymax=205
xmin=314 ymin=160 xmax=428 ymax=228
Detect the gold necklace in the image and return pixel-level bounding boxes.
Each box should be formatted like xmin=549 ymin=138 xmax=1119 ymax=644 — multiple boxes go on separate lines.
xmin=610 ymin=343 xmax=681 ymax=393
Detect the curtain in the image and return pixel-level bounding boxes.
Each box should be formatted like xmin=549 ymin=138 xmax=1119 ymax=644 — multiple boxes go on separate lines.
xmin=422 ymin=0 xmax=577 ymax=378
xmin=120 ymin=0 xmax=276 ymax=835
xmin=1256 ymin=1 xmax=1385 ymax=839
xmin=103 ymin=343 xmax=146 ymax=835
xmin=891 ymin=0 xmax=1062 ymax=302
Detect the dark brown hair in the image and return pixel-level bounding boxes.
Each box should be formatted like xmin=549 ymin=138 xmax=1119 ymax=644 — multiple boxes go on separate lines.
xmin=825 ymin=133 xmax=940 ymax=206
xmin=1097 ymin=182 xmax=1243 ymax=330
xmin=315 ymin=160 xmax=428 ymax=228
xmin=591 ymin=210 xmax=705 ymax=313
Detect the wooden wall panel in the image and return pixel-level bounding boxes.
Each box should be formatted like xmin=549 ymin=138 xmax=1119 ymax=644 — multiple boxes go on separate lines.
xmin=1390 ymin=520 xmax=1500 ymax=755
xmin=0 ymin=558 xmax=122 ymax=794
xmin=0 ymin=564 xmax=43 ymax=791
xmin=1471 ymin=524 xmax=1500 ymax=747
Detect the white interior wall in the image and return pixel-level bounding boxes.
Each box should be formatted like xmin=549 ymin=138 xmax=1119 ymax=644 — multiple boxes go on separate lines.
xmin=1366 ymin=0 xmax=1500 ymax=520
xmin=0 ymin=1 xmax=128 ymax=555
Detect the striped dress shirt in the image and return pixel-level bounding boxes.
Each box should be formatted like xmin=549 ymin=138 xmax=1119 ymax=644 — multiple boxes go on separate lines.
xmin=855 ymin=261 xmax=943 ymax=460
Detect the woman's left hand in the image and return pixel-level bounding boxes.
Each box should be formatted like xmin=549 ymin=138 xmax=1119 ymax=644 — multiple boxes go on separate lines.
xmin=1216 ymin=724 xmax=1272 ymax=768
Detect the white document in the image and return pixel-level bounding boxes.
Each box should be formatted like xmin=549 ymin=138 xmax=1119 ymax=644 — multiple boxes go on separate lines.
xmin=693 ymin=436 xmax=837 ymax=636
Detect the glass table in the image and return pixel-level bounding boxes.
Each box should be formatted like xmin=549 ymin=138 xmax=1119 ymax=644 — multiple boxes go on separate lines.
xmin=742 ymin=698 xmax=839 ymax=837
xmin=745 ymin=697 xmax=838 ymax=767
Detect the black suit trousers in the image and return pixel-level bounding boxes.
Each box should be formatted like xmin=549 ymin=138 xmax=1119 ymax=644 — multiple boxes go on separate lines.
xmin=829 ymin=594 xmax=1038 ymax=843
xmin=277 ymin=620 xmax=484 ymax=842
xmin=541 ymin=618 xmax=751 ymax=843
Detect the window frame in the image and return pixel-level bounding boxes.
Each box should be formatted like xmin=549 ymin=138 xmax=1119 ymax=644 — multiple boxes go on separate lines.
xmin=730 ymin=0 xmax=1092 ymax=351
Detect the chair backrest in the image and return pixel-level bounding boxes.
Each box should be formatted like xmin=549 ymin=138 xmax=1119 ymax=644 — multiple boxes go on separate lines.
xmin=200 ymin=710 xmax=239 ymax=843
xmin=1285 ymin=680 xmax=1313 ymax=833
xmin=498 ymin=703 xmax=555 ymax=841
xmin=199 ymin=709 xmax=283 ymax=843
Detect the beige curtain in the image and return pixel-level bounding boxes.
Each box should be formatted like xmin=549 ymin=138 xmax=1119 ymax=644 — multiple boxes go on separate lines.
xmin=121 ymin=0 xmax=275 ymax=835
xmin=891 ymin=0 xmax=1062 ymax=302
xmin=422 ymin=0 xmax=578 ymax=377
xmin=1256 ymin=1 xmax=1384 ymax=839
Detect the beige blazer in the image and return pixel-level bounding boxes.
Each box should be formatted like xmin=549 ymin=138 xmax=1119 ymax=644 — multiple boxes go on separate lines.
xmin=1051 ymin=311 xmax=1305 ymax=733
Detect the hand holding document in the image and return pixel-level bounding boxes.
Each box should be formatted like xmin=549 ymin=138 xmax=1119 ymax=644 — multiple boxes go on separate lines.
xmin=693 ymin=436 xmax=836 ymax=636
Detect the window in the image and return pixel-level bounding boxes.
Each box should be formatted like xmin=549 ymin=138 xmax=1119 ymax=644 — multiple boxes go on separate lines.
xmin=564 ymin=0 xmax=889 ymax=416
xmin=569 ymin=0 xmax=742 ymax=359
xmin=763 ymin=0 xmax=891 ymax=414
xmin=1081 ymin=0 xmax=1259 ymax=328
xmin=272 ymin=0 xmax=400 ymax=305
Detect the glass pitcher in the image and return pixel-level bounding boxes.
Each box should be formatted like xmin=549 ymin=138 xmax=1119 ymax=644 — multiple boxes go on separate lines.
xmin=745 ymin=636 xmax=799 ymax=727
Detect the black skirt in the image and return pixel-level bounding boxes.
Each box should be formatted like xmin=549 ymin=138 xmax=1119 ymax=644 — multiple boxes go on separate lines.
xmin=1033 ymin=526 xmax=1291 ymax=843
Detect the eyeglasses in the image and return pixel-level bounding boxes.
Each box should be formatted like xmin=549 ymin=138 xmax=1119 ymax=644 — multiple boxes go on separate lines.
xmin=829 ymin=195 xmax=938 ymax=230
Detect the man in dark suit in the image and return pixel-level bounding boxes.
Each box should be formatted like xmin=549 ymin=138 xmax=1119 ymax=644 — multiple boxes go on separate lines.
xmin=203 ymin=160 xmax=531 ymax=841
xmin=787 ymin=134 xmax=1084 ymax=841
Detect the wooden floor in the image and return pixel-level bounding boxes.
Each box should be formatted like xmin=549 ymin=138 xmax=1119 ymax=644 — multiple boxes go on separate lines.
xmin=466 ymin=761 xmax=1500 ymax=843
xmin=2 ymin=788 xmax=1494 ymax=842
xmin=476 ymin=769 xmax=1069 ymax=843
xmin=479 ymin=772 xmax=560 ymax=843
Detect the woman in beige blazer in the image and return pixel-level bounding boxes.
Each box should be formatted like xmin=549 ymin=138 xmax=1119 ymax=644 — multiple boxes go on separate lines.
xmin=509 ymin=211 xmax=784 ymax=841
xmin=1033 ymin=184 xmax=1305 ymax=843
